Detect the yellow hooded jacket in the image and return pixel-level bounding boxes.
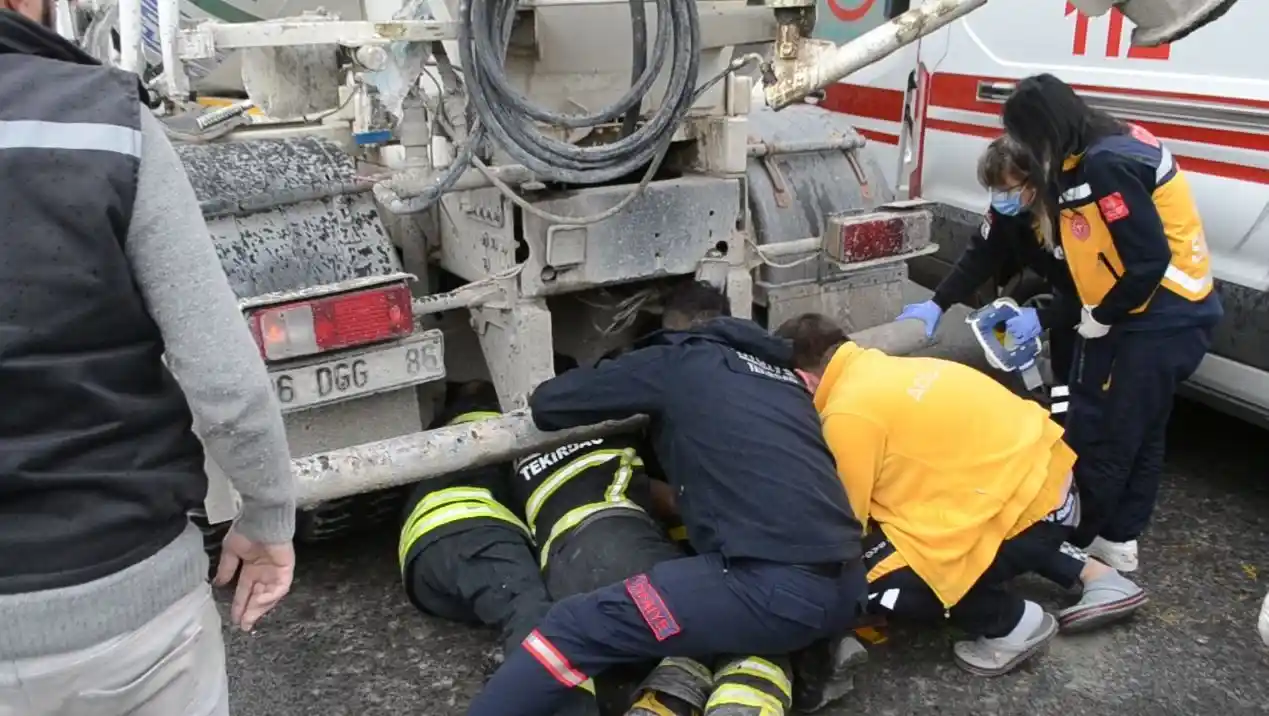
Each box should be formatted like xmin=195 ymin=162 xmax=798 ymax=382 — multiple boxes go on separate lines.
xmin=813 ymin=343 xmax=1076 ymax=608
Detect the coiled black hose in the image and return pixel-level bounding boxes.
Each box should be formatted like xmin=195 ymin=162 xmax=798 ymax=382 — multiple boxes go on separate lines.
xmin=457 ymin=0 xmax=701 ymax=184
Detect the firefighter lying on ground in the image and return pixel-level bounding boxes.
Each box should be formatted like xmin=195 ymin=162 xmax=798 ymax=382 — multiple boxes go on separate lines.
xmin=399 ymin=372 xmax=832 ymax=715
xmin=466 ymin=281 xmax=868 ymax=716
xmin=774 ymin=313 xmax=1148 ymax=677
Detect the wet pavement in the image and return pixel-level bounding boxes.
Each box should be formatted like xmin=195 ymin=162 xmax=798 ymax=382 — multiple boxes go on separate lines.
xmin=219 ymin=394 xmax=1269 ymax=716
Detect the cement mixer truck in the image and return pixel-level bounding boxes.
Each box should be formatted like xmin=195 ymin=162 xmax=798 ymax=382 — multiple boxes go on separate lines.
xmin=65 ymin=0 xmax=1239 ymax=542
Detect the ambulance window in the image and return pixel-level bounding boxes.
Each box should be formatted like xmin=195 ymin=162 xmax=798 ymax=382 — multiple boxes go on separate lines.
xmin=886 ymin=0 xmax=910 ymax=19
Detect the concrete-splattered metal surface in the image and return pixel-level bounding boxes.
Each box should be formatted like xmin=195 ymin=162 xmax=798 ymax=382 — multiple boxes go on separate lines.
xmin=745 ymin=103 xmax=896 ymax=287
xmin=174 ymin=136 xmax=401 ymax=298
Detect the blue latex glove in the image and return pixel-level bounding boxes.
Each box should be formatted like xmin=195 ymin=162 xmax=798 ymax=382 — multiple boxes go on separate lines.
xmin=897 ymin=300 xmax=943 ymax=338
xmin=1005 ymin=307 xmax=1042 ymax=343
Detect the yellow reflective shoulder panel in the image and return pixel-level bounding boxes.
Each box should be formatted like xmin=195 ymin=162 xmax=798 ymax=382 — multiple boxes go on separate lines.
xmin=398 ymin=490 xmax=530 ymax=571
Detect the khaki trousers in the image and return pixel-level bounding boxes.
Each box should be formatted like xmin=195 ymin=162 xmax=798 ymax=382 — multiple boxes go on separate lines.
xmin=0 ymin=582 xmax=229 ymax=716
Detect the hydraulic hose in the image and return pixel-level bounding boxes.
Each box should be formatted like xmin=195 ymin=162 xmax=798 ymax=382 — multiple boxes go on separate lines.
xmin=456 ymin=0 xmax=701 ymax=184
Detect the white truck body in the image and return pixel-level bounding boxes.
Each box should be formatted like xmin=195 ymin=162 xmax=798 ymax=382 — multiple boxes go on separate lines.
xmin=820 ymin=0 xmax=1269 ymax=427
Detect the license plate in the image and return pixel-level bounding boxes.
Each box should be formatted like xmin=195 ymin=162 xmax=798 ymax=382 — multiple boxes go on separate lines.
xmin=270 ymin=330 xmax=445 ymax=413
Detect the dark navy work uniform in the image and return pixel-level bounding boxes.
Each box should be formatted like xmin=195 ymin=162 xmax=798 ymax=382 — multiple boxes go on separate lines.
xmin=466 ymin=318 xmax=866 ymax=716
xmin=1055 ymin=124 xmax=1223 ymax=546
xmin=398 ymin=389 xmax=601 ymax=716
xmin=932 ymin=207 xmax=1081 ymax=423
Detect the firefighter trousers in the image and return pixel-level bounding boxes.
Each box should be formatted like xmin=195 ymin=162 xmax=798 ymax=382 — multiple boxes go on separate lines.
xmin=465 ymin=551 xmax=866 ymax=716
xmin=404 ymin=523 xmax=602 ymax=716
xmin=1065 ymin=324 xmax=1213 ymax=546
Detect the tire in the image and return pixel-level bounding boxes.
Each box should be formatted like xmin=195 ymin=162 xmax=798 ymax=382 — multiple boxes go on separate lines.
xmin=295 ymin=487 xmax=411 ymax=544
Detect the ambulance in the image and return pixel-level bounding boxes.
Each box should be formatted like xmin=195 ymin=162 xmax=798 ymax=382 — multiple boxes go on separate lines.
xmin=819 ymin=0 xmax=1269 ymax=427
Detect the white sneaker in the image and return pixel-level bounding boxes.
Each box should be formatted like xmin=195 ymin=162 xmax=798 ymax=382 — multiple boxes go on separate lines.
xmin=1087 ymin=537 xmax=1139 ymax=573
xmin=1258 ymin=590 xmax=1269 ymax=648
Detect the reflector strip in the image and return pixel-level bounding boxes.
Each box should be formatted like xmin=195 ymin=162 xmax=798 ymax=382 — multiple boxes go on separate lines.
xmin=523 ymin=630 xmax=588 ymax=688
xmin=0 ymin=120 xmax=141 ymax=157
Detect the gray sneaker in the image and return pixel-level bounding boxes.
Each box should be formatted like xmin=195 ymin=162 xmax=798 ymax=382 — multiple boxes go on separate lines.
xmin=1058 ymin=574 xmax=1148 ymax=633
xmin=953 ymin=612 xmax=1058 ymax=677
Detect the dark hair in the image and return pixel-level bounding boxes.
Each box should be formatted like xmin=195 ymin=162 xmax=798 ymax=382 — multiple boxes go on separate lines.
xmin=773 ymin=313 xmax=847 ymax=371
xmin=1002 ymin=74 xmax=1125 ymax=219
xmin=977 ymin=135 xmax=1034 ymax=190
xmin=663 ymin=280 xmax=730 ymax=329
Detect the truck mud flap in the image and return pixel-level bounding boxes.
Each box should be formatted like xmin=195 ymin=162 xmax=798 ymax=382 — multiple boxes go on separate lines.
xmin=745 ymin=104 xmax=897 ymax=288
xmin=173 ymin=135 xmax=404 ymax=299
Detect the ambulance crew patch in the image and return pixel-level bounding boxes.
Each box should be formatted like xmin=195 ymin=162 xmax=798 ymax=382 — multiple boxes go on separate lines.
xmin=1069 ymin=214 xmax=1092 ymax=240
xmin=1128 ymin=123 xmax=1161 ymax=148
xmin=625 ymin=574 xmax=681 ymax=641
xmin=1098 ymin=193 xmax=1131 ymax=223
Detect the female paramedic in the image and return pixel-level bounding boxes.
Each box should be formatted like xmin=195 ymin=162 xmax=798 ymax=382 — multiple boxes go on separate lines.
xmin=1002 ymin=73 xmax=1224 ymax=574
xmin=896 ymin=135 xmax=1081 ymax=423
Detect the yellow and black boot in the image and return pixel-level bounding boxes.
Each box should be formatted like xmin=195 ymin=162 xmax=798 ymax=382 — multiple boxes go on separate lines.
xmin=626 ymin=657 xmax=713 ymax=716
xmin=703 ymin=656 xmax=793 ymax=716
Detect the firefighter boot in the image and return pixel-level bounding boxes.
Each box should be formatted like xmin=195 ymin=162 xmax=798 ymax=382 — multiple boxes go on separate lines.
xmin=791 ymin=636 xmax=868 ymax=713
xmin=626 ymin=657 xmax=713 ymax=716
xmin=703 ymin=656 xmax=793 ymax=716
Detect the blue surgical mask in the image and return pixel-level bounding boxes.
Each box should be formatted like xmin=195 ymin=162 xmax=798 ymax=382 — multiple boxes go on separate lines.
xmin=991 ymin=189 xmax=1026 ymax=216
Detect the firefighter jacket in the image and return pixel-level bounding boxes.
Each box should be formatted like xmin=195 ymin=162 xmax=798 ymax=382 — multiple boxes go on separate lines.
xmin=398 ymin=401 xmax=528 ymax=576
xmin=813 ymin=342 xmax=1076 ymax=608
xmin=509 ymin=433 xmax=657 ymax=568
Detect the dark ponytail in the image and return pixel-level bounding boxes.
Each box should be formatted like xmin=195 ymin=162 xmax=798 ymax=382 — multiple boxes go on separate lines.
xmin=1002 ymin=74 xmax=1125 ymax=240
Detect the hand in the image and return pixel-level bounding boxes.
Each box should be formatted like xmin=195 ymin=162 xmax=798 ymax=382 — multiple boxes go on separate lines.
xmin=1077 ymin=305 xmax=1110 ymax=339
xmin=1004 ymin=307 xmax=1042 ymax=343
xmin=214 ymin=528 xmax=296 ymax=632
xmin=897 ymin=300 xmax=944 ymax=339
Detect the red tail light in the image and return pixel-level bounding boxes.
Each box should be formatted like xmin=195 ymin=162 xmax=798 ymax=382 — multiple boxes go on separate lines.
xmin=247 ymin=283 xmax=415 ymax=361
xmin=823 ymin=204 xmax=934 ymax=264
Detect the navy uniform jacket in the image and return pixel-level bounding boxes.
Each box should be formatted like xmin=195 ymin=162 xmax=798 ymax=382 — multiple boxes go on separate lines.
xmin=932 ymin=207 xmax=1079 ymax=331
xmin=528 ymin=317 xmax=862 ymax=566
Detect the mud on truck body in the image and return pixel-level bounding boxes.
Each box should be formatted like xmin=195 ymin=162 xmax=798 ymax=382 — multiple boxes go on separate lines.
xmin=65 ymin=0 xmax=1237 ymax=542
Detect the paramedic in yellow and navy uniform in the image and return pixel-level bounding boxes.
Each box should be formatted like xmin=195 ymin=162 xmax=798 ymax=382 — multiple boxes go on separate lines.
xmin=1003 ymin=74 xmax=1223 ymax=575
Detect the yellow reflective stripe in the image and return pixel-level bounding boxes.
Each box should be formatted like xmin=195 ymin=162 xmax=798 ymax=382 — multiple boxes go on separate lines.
xmin=539 ymin=500 xmax=645 ymax=569
xmin=715 ymin=657 xmax=792 ymax=700
xmin=578 ymin=678 xmax=596 ymax=695
xmin=411 ymin=487 xmax=498 ymax=521
xmin=524 ymin=449 xmax=626 ymax=531
xmin=447 ymin=411 xmax=502 ymax=425
xmin=668 ymin=525 xmax=689 ymax=542
xmin=399 ymin=501 xmax=530 ymax=571
xmin=704 ymin=684 xmax=783 ymax=715
xmin=1164 ymin=263 xmax=1212 ymax=294
xmin=604 ymin=449 xmax=637 ymax=502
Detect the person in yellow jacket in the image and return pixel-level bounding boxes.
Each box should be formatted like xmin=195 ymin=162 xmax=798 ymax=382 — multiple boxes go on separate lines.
xmin=776 ymin=314 xmax=1147 ymax=677
xmin=1003 ymin=74 xmax=1223 ymax=573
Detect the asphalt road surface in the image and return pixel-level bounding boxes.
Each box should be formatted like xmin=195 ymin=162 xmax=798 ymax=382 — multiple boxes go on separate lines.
xmin=220 ymin=311 xmax=1269 ymax=715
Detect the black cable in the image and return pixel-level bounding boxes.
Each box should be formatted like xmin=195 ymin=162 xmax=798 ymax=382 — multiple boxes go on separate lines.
xmin=622 ymin=0 xmax=649 ymax=139
xmin=457 ymin=0 xmax=700 ymax=184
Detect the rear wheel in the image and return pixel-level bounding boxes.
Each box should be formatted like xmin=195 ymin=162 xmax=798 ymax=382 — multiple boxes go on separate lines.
xmin=295 ymin=487 xmax=411 ymax=543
